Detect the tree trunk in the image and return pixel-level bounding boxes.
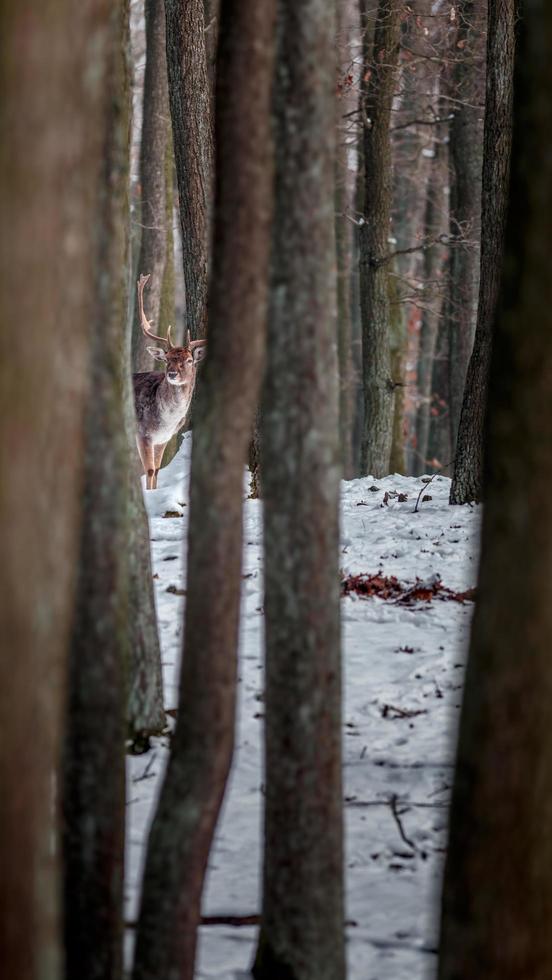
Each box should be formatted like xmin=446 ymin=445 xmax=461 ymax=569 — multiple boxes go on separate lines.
xmin=252 ymin=2 xmax=345 ymax=978
xmin=165 ymin=0 xmax=213 ymax=338
xmin=359 ymin=0 xmax=402 ymax=477
xmin=62 ymin=5 xmax=130 ymax=979
xmin=438 ymin=4 xmax=552 ymax=977
xmin=335 ymin=5 xmax=355 ymax=479
xmin=0 ymin=4 xmax=110 ymax=978
xmin=449 ymin=0 xmax=516 ymax=504
xmin=414 ymin=85 xmax=449 ymax=475
xmin=133 ymin=0 xmax=171 ymax=372
xmin=388 ymin=262 xmax=407 ymax=473
xmin=446 ymin=0 xmax=485 ymax=456
xmin=131 ymin=2 xmax=275 ymax=977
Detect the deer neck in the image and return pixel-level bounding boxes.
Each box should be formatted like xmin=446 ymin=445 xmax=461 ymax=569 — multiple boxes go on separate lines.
xmin=160 ymin=373 xmax=194 ymax=414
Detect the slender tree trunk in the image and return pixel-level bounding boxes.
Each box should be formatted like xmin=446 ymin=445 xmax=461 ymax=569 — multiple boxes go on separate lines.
xmin=450 ymin=0 xmax=516 ymax=504
xmin=438 ymin=4 xmax=552 ymax=976
xmin=388 ymin=262 xmax=407 ymax=473
xmin=446 ymin=0 xmax=485 ymax=456
xmin=62 ymin=5 xmax=130 ymax=979
xmin=0 ymin=4 xmax=110 ymax=978
xmin=253 ymin=2 xmax=345 ymax=978
xmin=132 ymin=3 xmax=275 ymax=977
xmin=414 ymin=86 xmax=449 ymax=475
xmin=359 ymin=0 xmax=402 ymax=477
xmin=133 ymin=0 xmax=171 ymax=371
xmin=335 ymin=6 xmax=355 ymax=478
xmin=203 ymin=0 xmax=220 ymax=93
xmin=165 ymin=0 xmax=213 ymax=338
xmin=427 ymin=287 xmax=453 ymax=471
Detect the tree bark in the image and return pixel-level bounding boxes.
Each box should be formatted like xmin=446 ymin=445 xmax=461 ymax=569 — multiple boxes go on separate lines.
xmin=0 ymin=3 xmax=110 ymax=978
xmin=252 ymin=2 xmax=345 ymax=978
xmin=414 ymin=84 xmax=449 ymax=475
xmin=133 ymin=0 xmax=171 ymax=372
xmin=449 ymin=0 xmax=516 ymax=504
xmin=62 ymin=4 xmax=130 ymax=979
xmin=438 ymin=4 xmax=552 ymax=977
xmin=359 ymin=0 xmax=402 ymax=477
xmin=446 ymin=0 xmax=485 ymax=456
xmin=131 ymin=2 xmax=275 ymax=977
xmin=165 ymin=0 xmax=213 ymax=339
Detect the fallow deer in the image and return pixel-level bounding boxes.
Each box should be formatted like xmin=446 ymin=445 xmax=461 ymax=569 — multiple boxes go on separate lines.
xmin=133 ymin=274 xmax=206 ymax=489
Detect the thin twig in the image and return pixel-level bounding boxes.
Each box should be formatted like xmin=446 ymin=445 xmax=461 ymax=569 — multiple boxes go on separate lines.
xmin=390 ymin=794 xmax=427 ymax=859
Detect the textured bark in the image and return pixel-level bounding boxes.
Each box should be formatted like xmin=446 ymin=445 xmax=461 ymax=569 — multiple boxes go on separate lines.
xmin=165 ymin=0 xmax=213 ymax=338
xmin=359 ymin=0 xmax=402 ymax=477
xmin=438 ymin=5 xmax=552 ymax=976
xmin=388 ymin=264 xmax=407 ymax=473
xmin=252 ymin=2 xmax=345 ymax=979
xmin=414 ymin=87 xmax=449 ymax=475
xmin=132 ymin=3 xmax=275 ymax=978
xmin=0 ymin=4 xmax=109 ymax=979
xmin=133 ymin=0 xmax=171 ymax=371
xmin=450 ymin=0 xmax=516 ymax=504
xmin=446 ymin=0 xmax=486 ymax=455
xmin=62 ymin=5 xmax=130 ymax=979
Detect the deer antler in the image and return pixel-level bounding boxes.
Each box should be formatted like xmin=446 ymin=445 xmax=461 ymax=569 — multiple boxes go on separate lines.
xmin=184 ymin=328 xmax=206 ymax=352
xmin=137 ymin=274 xmax=174 ymax=349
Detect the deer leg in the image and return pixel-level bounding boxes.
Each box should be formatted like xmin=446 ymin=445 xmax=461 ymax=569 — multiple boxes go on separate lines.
xmin=153 ymin=443 xmax=168 ymax=486
xmin=137 ymin=437 xmax=156 ymax=490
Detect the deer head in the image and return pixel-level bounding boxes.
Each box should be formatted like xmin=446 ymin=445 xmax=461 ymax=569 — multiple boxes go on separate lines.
xmin=137 ymin=273 xmax=206 ymax=386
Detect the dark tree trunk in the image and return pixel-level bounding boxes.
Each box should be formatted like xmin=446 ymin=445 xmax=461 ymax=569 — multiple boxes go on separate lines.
xmin=165 ymin=0 xmax=213 ymax=338
xmin=62 ymin=5 xmax=130 ymax=979
xmin=388 ymin=261 xmax=407 ymax=473
xmin=446 ymin=0 xmax=486 ymax=455
xmin=438 ymin=4 xmax=552 ymax=977
xmin=0 ymin=3 xmax=110 ymax=978
xmin=450 ymin=0 xmax=516 ymax=504
xmin=252 ymin=2 xmax=345 ymax=979
xmin=132 ymin=2 xmax=275 ymax=977
xmin=133 ymin=0 xmax=171 ymax=372
xmin=359 ymin=0 xmax=402 ymax=477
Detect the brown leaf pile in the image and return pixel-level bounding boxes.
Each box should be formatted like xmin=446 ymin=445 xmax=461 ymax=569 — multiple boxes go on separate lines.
xmin=341 ymin=572 xmax=475 ymax=605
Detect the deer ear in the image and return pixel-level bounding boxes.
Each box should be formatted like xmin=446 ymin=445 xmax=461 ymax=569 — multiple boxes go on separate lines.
xmin=147 ymin=346 xmax=167 ymax=362
xmin=192 ymin=344 xmax=206 ymax=364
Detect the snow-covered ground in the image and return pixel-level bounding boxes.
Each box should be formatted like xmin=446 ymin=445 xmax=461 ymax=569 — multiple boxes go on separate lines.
xmin=127 ymin=434 xmax=481 ymax=979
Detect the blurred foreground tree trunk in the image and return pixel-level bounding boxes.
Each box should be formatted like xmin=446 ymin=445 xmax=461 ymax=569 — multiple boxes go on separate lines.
xmin=0 ymin=2 xmax=114 ymax=979
xmin=253 ymin=2 xmax=345 ymax=978
xmin=359 ymin=0 xmax=402 ymax=477
xmin=165 ymin=0 xmax=213 ymax=338
xmin=132 ymin=2 xmax=275 ymax=977
xmin=62 ymin=4 xmax=130 ymax=978
xmin=132 ymin=0 xmax=172 ymax=371
xmin=438 ymin=3 xmax=552 ymax=977
xmin=450 ymin=0 xmax=516 ymax=504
